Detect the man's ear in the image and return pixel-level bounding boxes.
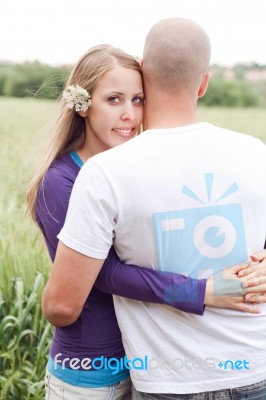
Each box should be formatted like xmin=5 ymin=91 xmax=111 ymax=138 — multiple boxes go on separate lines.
xmin=198 ymin=72 xmax=212 ymax=98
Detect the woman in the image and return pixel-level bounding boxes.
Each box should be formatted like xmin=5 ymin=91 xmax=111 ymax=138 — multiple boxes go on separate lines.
xmin=27 ymin=44 xmax=266 ymax=399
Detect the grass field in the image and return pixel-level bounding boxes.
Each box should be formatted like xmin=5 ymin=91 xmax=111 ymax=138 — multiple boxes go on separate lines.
xmin=0 ymin=96 xmax=265 ymax=398
xmin=198 ymin=106 xmax=266 ymax=142
xmin=0 ymin=98 xmax=56 ymax=399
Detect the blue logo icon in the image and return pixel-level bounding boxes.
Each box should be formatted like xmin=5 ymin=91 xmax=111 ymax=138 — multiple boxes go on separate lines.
xmin=152 ymin=173 xmax=248 ymax=277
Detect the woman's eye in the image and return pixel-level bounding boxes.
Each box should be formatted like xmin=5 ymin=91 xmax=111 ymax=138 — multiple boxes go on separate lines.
xmin=108 ymin=96 xmax=120 ymax=104
xmin=132 ymin=97 xmax=144 ymax=104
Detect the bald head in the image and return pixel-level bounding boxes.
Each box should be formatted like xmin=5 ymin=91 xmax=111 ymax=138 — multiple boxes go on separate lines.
xmin=143 ymin=18 xmax=211 ymax=93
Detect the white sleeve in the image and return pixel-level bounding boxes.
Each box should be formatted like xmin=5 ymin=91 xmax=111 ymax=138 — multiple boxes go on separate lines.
xmin=58 ymin=158 xmax=117 ymax=259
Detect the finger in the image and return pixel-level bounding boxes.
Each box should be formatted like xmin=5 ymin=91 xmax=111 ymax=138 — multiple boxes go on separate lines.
xmin=244 ymin=282 xmax=266 ymax=293
xmin=233 ymin=260 xmax=251 ymax=271
xmin=228 ymin=261 xmax=250 ymax=277
xmin=238 ymin=264 xmax=256 ymax=277
xmin=251 ymin=249 xmax=266 ymax=262
xmin=250 ymin=255 xmax=260 ymax=262
xmin=245 ymin=292 xmax=266 ymax=303
xmin=238 ymin=262 xmax=266 ymax=282
xmin=242 ymin=274 xmax=266 ymax=287
xmin=250 ymin=257 xmax=266 ymax=269
xmin=236 ymin=303 xmax=260 ymax=314
xmin=241 ymin=272 xmax=260 ymax=283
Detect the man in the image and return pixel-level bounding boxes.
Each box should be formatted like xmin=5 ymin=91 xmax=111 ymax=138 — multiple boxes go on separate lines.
xmin=44 ymin=18 xmax=266 ymax=399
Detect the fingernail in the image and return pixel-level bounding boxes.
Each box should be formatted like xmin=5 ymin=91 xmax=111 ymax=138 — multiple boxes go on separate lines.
xmin=242 ymin=283 xmax=248 ymax=288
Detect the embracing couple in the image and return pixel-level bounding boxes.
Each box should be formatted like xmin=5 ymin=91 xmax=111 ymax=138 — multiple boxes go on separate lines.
xmin=27 ymin=17 xmax=266 ymax=400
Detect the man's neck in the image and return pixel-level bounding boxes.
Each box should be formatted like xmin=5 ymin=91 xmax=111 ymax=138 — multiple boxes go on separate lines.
xmin=144 ymin=91 xmax=200 ymax=130
xmin=145 ymin=118 xmax=200 ymax=130
xmin=145 ymin=113 xmax=200 ymax=130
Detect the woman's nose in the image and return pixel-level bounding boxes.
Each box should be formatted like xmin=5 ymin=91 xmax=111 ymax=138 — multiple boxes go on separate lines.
xmin=121 ymin=103 xmax=136 ymax=121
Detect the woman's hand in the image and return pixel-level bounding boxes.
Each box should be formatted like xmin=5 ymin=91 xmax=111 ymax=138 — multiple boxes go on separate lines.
xmin=205 ymin=249 xmax=266 ymax=313
xmin=238 ymin=249 xmax=266 ymax=304
xmin=205 ymin=264 xmax=260 ymax=314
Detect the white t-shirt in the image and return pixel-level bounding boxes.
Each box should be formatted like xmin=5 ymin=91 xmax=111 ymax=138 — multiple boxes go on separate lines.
xmin=59 ymin=123 xmax=266 ymax=393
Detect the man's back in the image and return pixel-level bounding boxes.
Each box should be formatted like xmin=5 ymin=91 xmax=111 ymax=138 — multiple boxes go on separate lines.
xmin=66 ymin=122 xmax=266 ymax=393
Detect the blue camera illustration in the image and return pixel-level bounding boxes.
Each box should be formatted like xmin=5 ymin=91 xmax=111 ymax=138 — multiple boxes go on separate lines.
xmin=152 ymin=203 xmax=248 ymax=278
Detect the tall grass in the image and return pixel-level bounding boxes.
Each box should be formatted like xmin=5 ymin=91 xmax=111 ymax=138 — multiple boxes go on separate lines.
xmin=0 ymin=97 xmax=57 ymax=399
xmin=0 ymin=97 xmax=57 ymax=282
xmin=0 ymin=97 xmax=265 ymax=398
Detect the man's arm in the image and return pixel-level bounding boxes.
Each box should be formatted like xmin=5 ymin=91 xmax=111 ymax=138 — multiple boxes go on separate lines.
xmin=42 ymin=241 xmax=104 ymax=327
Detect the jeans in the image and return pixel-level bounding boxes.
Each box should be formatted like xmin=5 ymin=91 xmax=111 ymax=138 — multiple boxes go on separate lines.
xmin=45 ymin=370 xmax=132 ymax=400
xmin=132 ymin=379 xmax=266 ymax=400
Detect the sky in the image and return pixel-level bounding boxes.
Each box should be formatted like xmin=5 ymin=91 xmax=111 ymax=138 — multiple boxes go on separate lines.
xmin=1 ymin=0 xmax=266 ymax=67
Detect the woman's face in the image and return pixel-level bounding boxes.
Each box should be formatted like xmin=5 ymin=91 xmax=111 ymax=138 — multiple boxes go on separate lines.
xmin=84 ymin=65 xmax=144 ymax=156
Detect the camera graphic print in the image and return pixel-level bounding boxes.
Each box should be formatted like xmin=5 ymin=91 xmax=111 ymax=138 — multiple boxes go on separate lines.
xmin=152 ymin=173 xmax=248 ymax=279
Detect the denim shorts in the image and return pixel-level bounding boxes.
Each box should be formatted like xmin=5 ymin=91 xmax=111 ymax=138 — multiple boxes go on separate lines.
xmin=132 ymin=378 xmax=266 ymax=400
xmin=45 ymin=369 xmax=132 ymax=400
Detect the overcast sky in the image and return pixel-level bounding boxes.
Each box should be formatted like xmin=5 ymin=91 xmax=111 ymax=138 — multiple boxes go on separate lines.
xmin=1 ymin=0 xmax=265 ymax=67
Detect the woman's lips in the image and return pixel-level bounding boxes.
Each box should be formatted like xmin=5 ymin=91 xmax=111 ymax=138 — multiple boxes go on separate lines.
xmin=112 ymin=128 xmax=135 ymax=137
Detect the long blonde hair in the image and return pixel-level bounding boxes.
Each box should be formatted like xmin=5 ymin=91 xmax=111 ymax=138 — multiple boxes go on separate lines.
xmin=26 ymin=44 xmax=142 ymax=221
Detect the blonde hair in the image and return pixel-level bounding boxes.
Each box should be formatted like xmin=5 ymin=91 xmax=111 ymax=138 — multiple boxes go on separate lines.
xmin=26 ymin=44 xmax=142 ymax=221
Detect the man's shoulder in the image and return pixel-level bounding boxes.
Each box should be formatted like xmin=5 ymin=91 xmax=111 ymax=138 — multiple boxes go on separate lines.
xmin=208 ymin=124 xmax=266 ymax=148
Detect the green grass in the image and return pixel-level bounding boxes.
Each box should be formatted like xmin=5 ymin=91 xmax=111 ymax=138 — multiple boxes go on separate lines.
xmin=0 ymin=97 xmax=265 ymax=398
xmin=0 ymin=97 xmax=56 ymax=282
xmin=198 ymin=106 xmax=266 ymax=142
xmin=0 ymin=97 xmax=56 ymax=399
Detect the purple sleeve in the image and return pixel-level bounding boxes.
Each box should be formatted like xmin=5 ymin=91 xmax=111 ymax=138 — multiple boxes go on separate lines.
xmin=96 ymin=248 xmax=206 ymax=315
xmin=36 ymin=163 xmax=206 ymax=316
xmin=35 ymin=167 xmax=73 ymax=261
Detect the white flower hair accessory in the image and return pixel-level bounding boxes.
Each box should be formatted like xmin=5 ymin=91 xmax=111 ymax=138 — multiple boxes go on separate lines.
xmin=62 ymin=84 xmax=91 ymax=112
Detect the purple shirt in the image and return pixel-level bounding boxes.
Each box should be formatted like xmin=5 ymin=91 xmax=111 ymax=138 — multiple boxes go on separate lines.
xmin=36 ymin=153 xmax=206 ymax=367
